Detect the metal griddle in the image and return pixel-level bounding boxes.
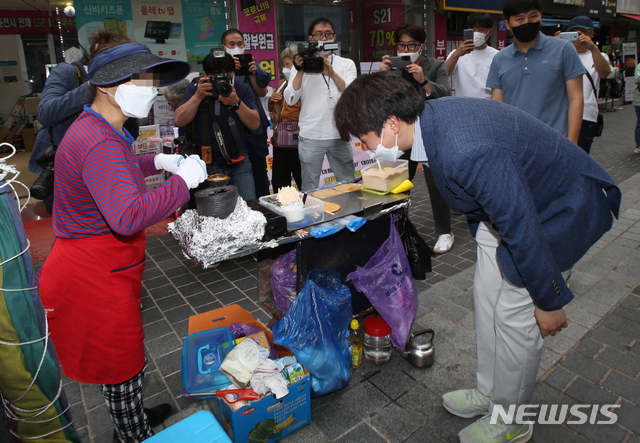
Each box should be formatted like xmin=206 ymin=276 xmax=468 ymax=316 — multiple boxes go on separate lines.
xmin=312 ymin=188 xmax=409 ymax=222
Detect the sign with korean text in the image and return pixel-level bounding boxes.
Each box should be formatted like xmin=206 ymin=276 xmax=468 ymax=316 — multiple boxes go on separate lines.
xmin=74 ymin=0 xmax=134 ymax=50
xmin=0 ymin=10 xmax=77 ymax=35
xmin=132 ymin=0 xmax=188 ymax=61
xmin=434 ymin=13 xmax=447 ymax=61
xmin=237 ymin=0 xmax=279 ymax=88
xmin=496 ymin=20 xmax=507 ymax=51
xmin=360 ymin=0 xmax=405 ymax=61
xmin=182 ymin=0 xmax=227 ymax=61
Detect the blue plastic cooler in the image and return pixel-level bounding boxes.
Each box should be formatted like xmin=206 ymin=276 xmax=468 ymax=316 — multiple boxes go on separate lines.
xmin=182 ymin=327 xmax=235 ymax=396
xmin=145 ymin=410 xmax=232 ymax=443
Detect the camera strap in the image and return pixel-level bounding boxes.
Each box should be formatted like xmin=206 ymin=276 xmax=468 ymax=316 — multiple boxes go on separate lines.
xmin=201 ymin=100 xmax=246 ymax=165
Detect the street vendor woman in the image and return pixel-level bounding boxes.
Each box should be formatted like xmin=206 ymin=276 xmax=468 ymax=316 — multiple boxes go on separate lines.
xmin=333 ymin=71 xmax=621 ymax=443
xmin=37 ymin=31 xmax=206 ymax=442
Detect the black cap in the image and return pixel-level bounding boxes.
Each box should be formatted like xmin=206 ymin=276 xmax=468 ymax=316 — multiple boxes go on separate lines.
xmin=567 ymin=16 xmax=594 ymax=31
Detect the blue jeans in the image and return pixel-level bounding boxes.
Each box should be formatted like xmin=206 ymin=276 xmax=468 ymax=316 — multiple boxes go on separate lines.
xmin=212 ymin=158 xmax=256 ymax=201
xmin=635 ymin=106 xmax=640 ymax=147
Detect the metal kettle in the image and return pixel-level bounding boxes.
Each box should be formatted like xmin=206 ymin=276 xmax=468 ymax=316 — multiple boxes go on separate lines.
xmin=399 ymin=329 xmax=435 ymax=368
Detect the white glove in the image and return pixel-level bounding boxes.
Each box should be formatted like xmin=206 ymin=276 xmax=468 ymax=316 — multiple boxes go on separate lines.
xmin=175 ymin=155 xmax=207 ymax=189
xmin=154 ymin=154 xmax=182 ymax=173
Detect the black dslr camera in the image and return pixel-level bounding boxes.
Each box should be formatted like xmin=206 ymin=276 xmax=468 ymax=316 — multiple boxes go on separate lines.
xmin=293 ymin=41 xmax=339 ymax=73
xmin=30 ymin=144 xmax=56 ymax=200
xmin=205 ymin=49 xmax=233 ymax=100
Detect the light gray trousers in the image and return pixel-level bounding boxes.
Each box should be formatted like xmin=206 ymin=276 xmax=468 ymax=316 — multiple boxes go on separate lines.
xmin=298 ymin=136 xmax=355 ymax=191
xmin=474 ymin=221 xmax=569 ymax=414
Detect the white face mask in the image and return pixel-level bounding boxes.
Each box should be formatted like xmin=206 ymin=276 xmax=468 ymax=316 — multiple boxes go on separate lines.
xmin=109 ymin=84 xmax=158 ymax=119
xmin=474 ymin=31 xmax=488 ymax=47
xmin=225 ymin=47 xmax=245 ymax=56
xmin=367 ymin=125 xmax=402 ymax=162
xmin=282 ymin=68 xmax=291 ymax=81
xmin=318 ymin=39 xmax=335 ymax=55
xmin=398 ymin=49 xmax=421 ymax=63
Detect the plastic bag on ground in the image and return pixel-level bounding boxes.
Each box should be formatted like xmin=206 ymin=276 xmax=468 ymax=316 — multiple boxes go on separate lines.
xmin=270 ymin=249 xmax=297 ymax=312
xmin=347 ymin=215 xmax=418 ymax=349
xmin=272 ymin=269 xmax=352 ymax=397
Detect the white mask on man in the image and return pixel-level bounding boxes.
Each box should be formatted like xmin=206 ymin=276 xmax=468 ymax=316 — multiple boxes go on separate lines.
xmin=225 ymin=47 xmax=245 ymax=56
xmin=397 ymin=46 xmax=422 ymax=63
xmin=109 ymin=84 xmax=158 ymax=119
xmin=473 ymin=32 xmax=488 ymax=47
xmin=367 ymin=125 xmax=403 ymax=162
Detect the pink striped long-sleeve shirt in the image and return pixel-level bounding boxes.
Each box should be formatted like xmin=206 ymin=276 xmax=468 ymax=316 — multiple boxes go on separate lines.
xmin=52 ymin=105 xmax=190 ymax=238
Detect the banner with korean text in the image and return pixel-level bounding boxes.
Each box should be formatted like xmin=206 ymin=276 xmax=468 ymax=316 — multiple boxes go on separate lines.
xmin=182 ymin=0 xmax=227 ymax=61
xmin=74 ymin=0 xmax=134 ymax=50
xmin=131 ymin=0 xmax=188 ymax=61
xmin=0 ymin=10 xmax=77 ymax=35
xmin=360 ymin=0 xmax=405 ymax=61
xmin=236 ymin=0 xmax=279 ymax=88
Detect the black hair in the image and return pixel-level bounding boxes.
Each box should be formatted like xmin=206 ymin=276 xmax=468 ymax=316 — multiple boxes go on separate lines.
xmin=221 ymin=28 xmax=243 ymax=45
xmin=503 ymin=0 xmax=542 ymax=20
xmin=467 ymin=12 xmax=494 ymax=29
xmin=396 ymin=23 xmax=427 ymax=44
xmin=307 ymin=17 xmax=335 ymax=37
xmin=203 ymin=52 xmax=235 ymax=74
xmin=334 ymin=71 xmax=425 ymax=141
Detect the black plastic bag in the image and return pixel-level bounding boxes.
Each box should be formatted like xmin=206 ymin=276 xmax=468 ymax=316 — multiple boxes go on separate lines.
xmin=398 ymin=214 xmax=433 ymax=280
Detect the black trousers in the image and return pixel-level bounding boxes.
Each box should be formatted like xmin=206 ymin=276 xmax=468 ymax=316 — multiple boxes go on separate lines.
xmin=271 ymin=145 xmax=302 ymax=192
xmin=402 ymin=149 xmax=451 ymax=237
xmin=577 ymin=119 xmax=598 ymax=155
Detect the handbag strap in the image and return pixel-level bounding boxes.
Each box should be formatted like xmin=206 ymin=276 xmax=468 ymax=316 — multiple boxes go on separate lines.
xmin=585 ymin=71 xmax=598 ymax=99
xmin=276 ymin=80 xmax=287 ymax=130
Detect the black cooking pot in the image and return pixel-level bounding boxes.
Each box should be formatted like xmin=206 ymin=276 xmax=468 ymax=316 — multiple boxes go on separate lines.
xmin=195 ymin=185 xmax=238 ymax=218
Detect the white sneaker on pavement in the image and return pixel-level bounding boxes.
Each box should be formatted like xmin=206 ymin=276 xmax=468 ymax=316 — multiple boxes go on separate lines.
xmin=635 ymin=147 xmax=640 ymax=154
xmin=458 ymin=414 xmax=532 ymax=443
xmin=442 ymin=389 xmax=490 ymax=418
xmin=434 ymin=233 xmax=455 ymax=254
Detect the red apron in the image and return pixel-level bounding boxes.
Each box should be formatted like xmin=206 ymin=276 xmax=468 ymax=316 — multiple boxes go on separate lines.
xmin=39 ymin=231 xmax=146 ymax=384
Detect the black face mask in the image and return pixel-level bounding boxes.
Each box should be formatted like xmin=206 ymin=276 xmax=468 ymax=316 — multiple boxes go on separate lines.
xmin=510 ymin=21 xmax=541 ymax=43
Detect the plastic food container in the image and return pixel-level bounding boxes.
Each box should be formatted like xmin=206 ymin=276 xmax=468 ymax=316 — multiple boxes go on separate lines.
xmin=361 ymin=160 xmax=409 ymax=192
xmin=363 ymin=316 xmax=392 ymax=365
xmin=259 ymin=193 xmax=324 ymax=230
xmin=181 ymin=327 xmax=235 ymax=396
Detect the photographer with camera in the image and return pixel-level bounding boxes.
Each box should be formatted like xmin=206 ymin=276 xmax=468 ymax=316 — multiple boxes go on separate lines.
xmin=221 ymin=29 xmax=271 ymax=198
xmin=29 ymin=32 xmax=139 ymax=214
xmin=284 ymin=17 xmax=356 ymax=191
xmin=174 ymin=51 xmax=260 ymax=201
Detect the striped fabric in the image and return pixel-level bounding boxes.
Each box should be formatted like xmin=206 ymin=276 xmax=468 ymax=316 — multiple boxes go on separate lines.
xmin=52 ymin=105 xmax=190 ymax=238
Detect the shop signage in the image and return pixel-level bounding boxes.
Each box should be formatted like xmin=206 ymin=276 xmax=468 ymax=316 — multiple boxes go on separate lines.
xmin=131 ymin=0 xmax=188 ymax=61
xmin=622 ymin=42 xmax=636 ymax=103
xmin=434 ymin=12 xmax=447 ymax=61
xmin=0 ymin=10 xmax=77 ymax=35
xmin=360 ymin=0 xmax=406 ymax=61
xmin=74 ymin=0 xmax=134 ymax=52
xmin=541 ymin=0 xmax=616 ymax=19
xmin=440 ymin=0 xmax=504 ymax=13
xmin=236 ymin=0 xmax=279 ymax=87
xmin=182 ymin=0 xmax=226 ymax=61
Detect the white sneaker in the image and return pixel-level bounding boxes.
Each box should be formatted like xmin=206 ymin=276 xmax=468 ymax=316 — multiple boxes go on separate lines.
xmin=635 ymin=147 xmax=640 ymax=154
xmin=458 ymin=414 xmax=532 ymax=443
xmin=442 ymin=389 xmax=490 ymax=418
xmin=434 ymin=233 xmax=455 ymax=254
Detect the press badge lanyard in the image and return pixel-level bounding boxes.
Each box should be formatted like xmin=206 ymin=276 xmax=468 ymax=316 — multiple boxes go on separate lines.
xmin=322 ymin=55 xmax=335 ymax=109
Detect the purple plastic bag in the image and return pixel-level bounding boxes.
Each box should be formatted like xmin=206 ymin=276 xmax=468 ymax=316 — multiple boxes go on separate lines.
xmin=346 ymin=215 xmax=418 ymax=349
xmin=228 ymin=323 xmax=278 ymax=360
xmin=270 ymin=249 xmax=297 ymax=311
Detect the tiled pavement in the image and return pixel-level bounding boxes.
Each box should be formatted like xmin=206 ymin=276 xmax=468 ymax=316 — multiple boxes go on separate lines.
xmin=7 ymin=103 xmax=640 ymax=443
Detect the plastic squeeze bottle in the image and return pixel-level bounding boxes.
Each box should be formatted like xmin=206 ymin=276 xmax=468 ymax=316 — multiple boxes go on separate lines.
xmin=349 ymin=319 xmax=363 ymax=369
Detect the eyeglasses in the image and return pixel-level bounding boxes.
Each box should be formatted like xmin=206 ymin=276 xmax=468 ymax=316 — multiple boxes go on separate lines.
xmin=397 ymin=43 xmax=421 ymax=51
xmin=312 ymin=31 xmax=335 ymax=39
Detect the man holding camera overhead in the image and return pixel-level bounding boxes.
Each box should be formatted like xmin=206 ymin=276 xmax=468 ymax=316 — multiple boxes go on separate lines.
xmin=284 ymin=17 xmax=357 ymax=191
xmin=174 ymin=51 xmax=260 ymax=201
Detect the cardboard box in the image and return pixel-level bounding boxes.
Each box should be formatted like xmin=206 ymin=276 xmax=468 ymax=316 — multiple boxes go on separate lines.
xmin=132 ymin=124 xmax=164 ymax=189
xmin=208 ymin=373 xmax=311 ymax=443
xmin=21 ymin=127 xmax=36 ymax=152
xmin=1 ymin=97 xmax=26 ymax=142
xmin=189 ymin=305 xmax=311 ymax=443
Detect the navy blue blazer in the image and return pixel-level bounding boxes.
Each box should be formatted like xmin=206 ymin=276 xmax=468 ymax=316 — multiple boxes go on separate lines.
xmin=420 ymin=97 xmax=620 ymax=311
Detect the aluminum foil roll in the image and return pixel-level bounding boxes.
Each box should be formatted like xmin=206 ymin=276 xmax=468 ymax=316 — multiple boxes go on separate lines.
xmin=169 ymin=197 xmax=278 ymax=268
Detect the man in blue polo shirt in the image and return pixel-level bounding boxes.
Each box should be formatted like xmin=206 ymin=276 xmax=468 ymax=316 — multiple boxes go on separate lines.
xmin=487 ymin=0 xmax=585 ymax=143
